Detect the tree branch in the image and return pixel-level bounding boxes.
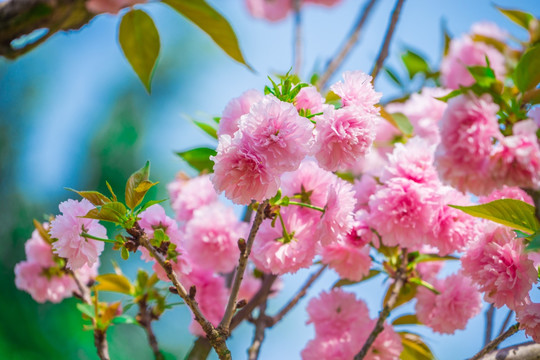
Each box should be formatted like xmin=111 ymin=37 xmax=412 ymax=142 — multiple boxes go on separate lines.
xmin=479 ymin=342 xmax=540 ymax=360
xmin=369 ymin=0 xmax=406 ymax=81
xmin=0 ymin=0 xmax=94 ymax=59
xmin=354 ymin=251 xmax=408 ymax=360
xmin=485 ymin=304 xmax=496 ymax=346
xmin=270 ymin=265 xmax=326 ymax=325
xmin=218 ymin=200 xmax=269 ymax=336
xmin=470 ymin=324 xmax=521 ymax=360
xmin=137 ymin=296 xmax=164 ymax=360
xmin=185 ymin=337 xmax=212 ymax=360
xmin=247 ymin=301 xmax=272 ymax=360
xmin=316 ymin=0 xmax=378 ymax=90
xmin=498 ymin=309 xmax=514 ymax=338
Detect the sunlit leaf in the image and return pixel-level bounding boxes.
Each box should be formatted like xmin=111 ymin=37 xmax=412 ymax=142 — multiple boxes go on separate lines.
xmin=119 ymin=9 xmax=160 ymax=92
xmin=125 ymin=161 xmax=151 ymax=210
xmin=399 ymin=332 xmax=435 ymax=360
xmin=67 ymin=189 xmax=110 ymax=206
xmin=449 ymin=199 xmax=540 ymax=234
xmin=94 ymin=274 xmax=134 ymax=295
xmin=392 ymin=314 xmax=420 ymax=326
xmin=332 ymin=270 xmax=381 ymax=288
xmin=82 ymin=202 xmax=127 ymax=224
xmin=384 ymin=66 xmax=403 ymax=88
xmin=496 ymin=7 xmax=534 ymax=30
xmin=162 ymin=0 xmax=249 ymax=68
xmin=33 ymin=219 xmax=51 ymax=242
xmin=413 ymin=254 xmax=458 ymax=263
xmin=467 ymin=65 xmax=496 ymax=88
xmin=401 ymin=49 xmax=430 ymax=79
xmin=112 ymin=314 xmax=137 ymax=325
xmin=76 ymin=303 xmax=95 ymax=319
xmin=191 ymin=118 xmax=218 ymax=139
xmin=514 ymin=44 xmax=540 ymax=92
xmin=138 ymin=199 xmax=167 ymax=213
xmin=391 ymin=112 xmax=413 ymax=136
xmin=176 ymin=147 xmax=216 ymax=173
xmin=409 ymin=277 xmax=440 ymax=295
xmin=384 ymin=282 xmax=417 ymax=310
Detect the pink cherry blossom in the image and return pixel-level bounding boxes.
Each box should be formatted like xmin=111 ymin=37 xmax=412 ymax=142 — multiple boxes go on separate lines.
xmin=381 ymin=137 xmax=439 ymax=185
xmin=330 ymin=71 xmax=381 ymax=113
xmin=212 ymin=134 xmax=280 ymax=205
xmin=25 ymin=226 xmax=55 ymax=267
xmin=517 ymin=302 xmax=540 ymax=343
xmin=435 ymin=94 xmax=501 ymax=195
xmin=490 ymin=133 xmax=540 ymax=190
xmin=416 ymin=273 xmax=482 ymax=334
xmin=251 ymin=208 xmax=318 ymax=274
xmin=368 ymin=178 xmax=439 ymax=250
xmin=321 ymin=239 xmax=371 ymax=281
xmin=295 ymin=86 xmax=325 ymax=114
xmin=137 ymin=204 xmax=183 ymax=262
xmin=184 ymin=203 xmax=247 ymax=273
xmin=314 ymin=107 xmax=376 ymax=172
xmin=366 ymin=323 xmax=403 ymax=360
xmin=15 ymin=261 xmax=78 ymax=303
xmin=416 ymin=261 xmax=444 ymax=282
xmin=302 ymin=335 xmax=357 ymax=360
xmin=318 ymin=178 xmax=356 ymax=246
xmin=86 ymin=0 xmax=146 ymax=14
xmin=50 ymin=199 xmax=107 ymax=270
xmin=238 ymin=95 xmax=314 ymax=173
xmin=303 ymin=0 xmax=342 ymax=6
xmin=441 ymin=35 xmax=506 ymax=89
xmin=246 ymin=0 xmax=292 ymax=22
xmin=479 ymin=186 xmax=534 ymax=205
xmin=167 ymin=173 xmax=219 ymax=223
xmin=218 ymin=89 xmax=264 ymax=137
xmin=306 ymin=288 xmax=370 ymax=339
xmin=461 ymin=223 xmax=537 ymax=310
xmin=353 ymin=174 xmax=377 ymax=211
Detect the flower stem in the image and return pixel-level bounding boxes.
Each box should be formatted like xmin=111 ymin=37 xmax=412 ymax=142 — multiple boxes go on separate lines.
xmin=80 ymin=232 xmax=116 ymax=244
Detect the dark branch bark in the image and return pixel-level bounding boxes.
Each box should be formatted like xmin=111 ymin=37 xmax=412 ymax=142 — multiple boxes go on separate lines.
xmin=316 ymin=0 xmax=378 ymax=90
xmin=470 ymin=324 xmax=521 ymax=360
xmin=0 ymin=0 xmax=94 ymax=59
xmin=369 ymin=0 xmax=406 ymax=81
xmin=479 ymin=342 xmax=540 ymax=360
xmin=137 ymin=297 xmax=164 ymax=360
xmin=485 ymin=304 xmax=496 ymax=346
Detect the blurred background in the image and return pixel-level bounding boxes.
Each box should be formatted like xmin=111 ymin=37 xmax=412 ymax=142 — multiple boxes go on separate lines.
xmin=1 ymin=0 xmax=539 ymax=359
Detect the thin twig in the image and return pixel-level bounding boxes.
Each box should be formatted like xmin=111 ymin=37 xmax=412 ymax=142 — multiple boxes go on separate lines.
xmin=219 ymin=200 xmax=269 ymax=335
xmin=498 ymin=309 xmax=514 ymax=338
xmin=369 ymin=0 xmax=406 ymax=81
xmin=354 ymin=251 xmax=408 ymax=360
xmin=69 ymin=270 xmax=110 ymax=360
xmin=484 ymin=304 xmax=495 ymax=346
xmin=480 ymin=342 xmax=540 ymax=360
xmin=270 ymin=265 xmax=327 ymax=325
xmin=469 ymin=323 xmax=521 ymax=360
xmin=316 ymin=0 xmax=378 ymax=90
xmin=139 ymin=234 xmax=231 ymax=360
xmin=137 ymin=296 xmax=164 ymax=360
xmin=247 ymin=301 xmax=271 ymax=360
xmin=292 ymin=0 xmax=302 ymax=74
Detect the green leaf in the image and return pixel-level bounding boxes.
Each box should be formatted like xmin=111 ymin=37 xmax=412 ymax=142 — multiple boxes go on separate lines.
xmin=514 ymin=44 xmax=540 ymax=93
xmin=176 ymin=147 xmax=216 ymax=173
xmin=138 ymin=199 xmax=167 ymax=213
xmin=112 ymin=314 xmax=136 ymax=325
xmin=332 ymin=270 xmax=381 ymax=288
xmin=94 ymin=274 xmax=134 ymax=295
xmin=162 ymin=0 xmax=249 ymax=68
xmin=409 ymin=277 xmax=440 ymax=295
xmin=106 ymin=181 xmax=117 ymax=202
xmin=119 ymin=9 xmax=160 ymax=93
xmin=384 ymin=282 xmax=417 ymax=310
xmin=526 ymin=232 xmax=540 ymax=252
xmin=449 ymin=199 xmax=540 ymax=234
xmin=191 ymin=119 xmax=218 ymax=139
xmin=399 ymin=332 xmax=435 ymax=360
xmin=496 ymin=7 xmax=534 ymax=30
xmin=33 ymin=219 xmax=51 ymax=243
xmin=383 ymin=66 xmax=403 ymax=88
xmin=392 ymin=314 xmax=420 ymax=326
xmin=82 ymin=202 xmax=127 ymax=224
xmin=514 ymin=229 xmax=530 ymax=239
xmin=76 ymin=303 xmax=95 ymax=319
xmin=413 ymin=254 xmax=458 ymax=264
xmin=67 ymin=189 xmax=110 ymax=206
xmin=134 ymin=180 xmax=159 ymax=193
xmin=401 ymin=49 xmax=430 ymax=79
xmin=467 ymin=65 xmax=496 ymax=88
xmin=391 ymin=112 xmax=414 ymax=136
xmin=121 ymin=246 xmax=130 ymax=260
xmin=125 ymin=161 xmax=151 ymax=210
xmin=435 ymin=89 xmax=463 ymax=102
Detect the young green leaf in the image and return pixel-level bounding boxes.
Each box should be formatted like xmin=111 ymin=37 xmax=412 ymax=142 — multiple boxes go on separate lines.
xmin=138 ymin=199 xmax=167 ymax=213
xmin=119 ymin=9 xmax=160 ymax=93
xmin=76 ymin=303 xmax=95 ymax=319
xmin=94 ymin=273 xmax=134 ymax=295
xmin=383 ymin=66 xmax=403 ymax=88
xmin=191 ymin=119 xmax=218 ymax=139
xmin=449 ymin=199 xmax=540 ymax=234
xmin=391 ymin=112 xmax=414 ymax=136
xmin=162 ymin=0 xmax=250 ymax=69
xmin=496 ymin=7 xmax=534 ymax=30
xmin=399 ymin=332 xmax=435 ymax=360
xmin=514 ymin=44 xmax=540 ymax=93
xmin=176 ymin=147 xmax=216 ymax=173
xmin=82 ymin=202 xmax=127 ymax=224
xmin=125 ymin=161 xmax=151 ymax=210
xmin=66 ymin=189 xmax=110 ymax=206
xmin=467 ymin=65 xmax=496 ymax=88
xmin=401 ymin=49 xmax=430 ymax=79
xmin=392 ymin=314 xmax=420 ymax=326
xmin=112 ymin=314 xmax=137 ymax=325
xmin=121 ymin=246 xmax=130 ymax=260
xmin=332 ymin=270 xmax=381 ymax=288
xmin=106 ymin=181 xmax=117 ymax=202
xmin=409 ymin=277 xmax=440 ymax=295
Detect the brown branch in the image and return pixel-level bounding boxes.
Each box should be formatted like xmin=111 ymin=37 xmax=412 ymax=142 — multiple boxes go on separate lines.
xmin=137 ymin=296 xmax=164 ymax=360
xmin=485 ymin=304 xmax=496 ymax=346
xmin=139 ymin=234 xmax=231 ymax=360
xmin=292 ymin=0 xmax=302 ymax=74
xmin=0 ymin=0 xmax=94 ymax=59
xmin=316 ymin=0 xmax=378 ymax=90
xmin=218 ymin=200 xmax=269 ymax=336
xmin=354 ymin=251 xmax=408 ymax=360
xmin=185 ymin=337 xmax=212 ymax=360
xmin=369 ymin=0 xmax=406 ymax=81
xmin=69 ymin=270 xmax=110 ymax=360
xmin=470 ymin=324 xmax=521 ymax=360
xmin=247 ymin=301 xmax=272 ymax=360
xmin=480 ymin=342 xmax=540 ymax=360
xmin=270 ymin=265 xmax=327 ymax=325
xmin=498 ymin=309 xmax=515 ymax=338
